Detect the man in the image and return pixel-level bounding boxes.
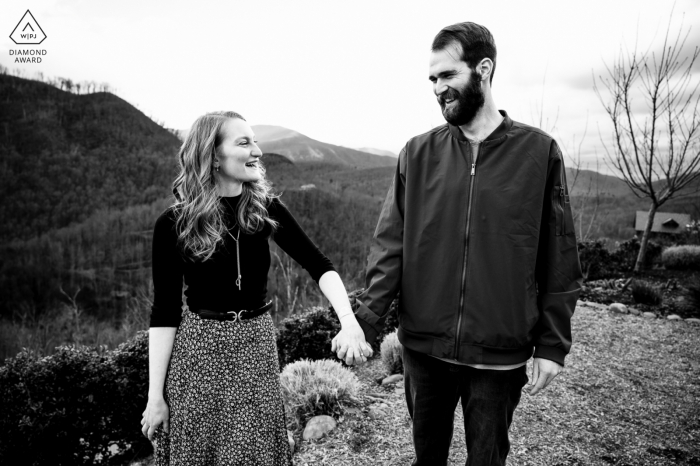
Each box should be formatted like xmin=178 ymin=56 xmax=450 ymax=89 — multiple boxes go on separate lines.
xmin=350 ymin=22 xmax=582 ymax=465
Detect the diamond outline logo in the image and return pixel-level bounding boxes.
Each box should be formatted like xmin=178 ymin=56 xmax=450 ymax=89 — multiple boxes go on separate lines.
xmin=10 ymin=10 xmax=47 ymax=45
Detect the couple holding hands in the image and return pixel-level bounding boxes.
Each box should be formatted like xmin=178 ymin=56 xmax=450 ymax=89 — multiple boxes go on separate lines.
xmin=141 ymin=21 xmax=582 ymax=466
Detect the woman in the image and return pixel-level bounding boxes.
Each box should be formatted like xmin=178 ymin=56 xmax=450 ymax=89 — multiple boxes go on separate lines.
xmin=140 ymin=111 xmax=372 ymax=465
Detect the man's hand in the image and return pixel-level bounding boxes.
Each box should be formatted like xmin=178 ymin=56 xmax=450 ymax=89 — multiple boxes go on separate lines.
xmin=529 ymin=357 xmax=562 ymax=395
xmin=331 ymin=319 xmax=373 ymax=366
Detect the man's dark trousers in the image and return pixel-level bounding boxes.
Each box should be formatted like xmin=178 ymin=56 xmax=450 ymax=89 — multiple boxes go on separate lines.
xmin=403 ymin=347 xmax=529 ymax=466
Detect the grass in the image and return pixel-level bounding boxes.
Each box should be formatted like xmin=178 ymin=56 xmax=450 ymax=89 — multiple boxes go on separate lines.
xmin=280 ymin=359 xmax=361 ymax=432
xmin=662 ymin=245 xmax=700 ymax=271
xmin=379 ymin=330 xmax=403 ymax=375
xmin=292 ymin=304 xmax=700 ymax=465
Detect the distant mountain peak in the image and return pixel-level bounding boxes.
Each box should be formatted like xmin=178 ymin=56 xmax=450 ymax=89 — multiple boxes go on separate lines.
xmin=357 ymin=147 xmax=398 ymax=158
xmin=253 ymin=124 xmax=396 ymax=169
xmin=252 ymin=125 xmax=303 ymax=142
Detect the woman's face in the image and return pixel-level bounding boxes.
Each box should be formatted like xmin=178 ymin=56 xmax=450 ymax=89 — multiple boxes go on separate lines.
xmin=214 ymin=118 xmax=263 ymax=186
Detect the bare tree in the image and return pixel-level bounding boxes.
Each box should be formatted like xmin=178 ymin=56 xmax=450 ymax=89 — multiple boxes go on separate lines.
xmin=530 ymin=80 xmax=602 ymax=242
xmin=594 ymin=15 xmax=700 ymax=273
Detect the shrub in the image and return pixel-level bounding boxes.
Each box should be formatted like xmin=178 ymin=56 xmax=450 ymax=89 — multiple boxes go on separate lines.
xmin=631 ymin=280 xmax=663 ymax=306
xmin=577 ymin=240 xmax=616 ymax=280
xmin=0 ymin=331 xmax=151 ymax=466
xmin=662 ymin=245 xmax=700 ymax=271
xmin=276 ymin=306 xmax=340 ymax=367
xmin=380 ymin=330 xmax=403 ymax=375
xmin=685 ymin=277 xmax=700 ymax=312
xmin=276 ymin=290 xmax=401 ymax=366
xmin=279 ymin=359 xmax=360 ymax=430
xmin=612 ymin=237 xmax=662 ymax=271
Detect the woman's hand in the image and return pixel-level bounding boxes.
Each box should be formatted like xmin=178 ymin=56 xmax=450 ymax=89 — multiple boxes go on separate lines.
xmin=331 ymin=317 xmax=373 ymax=366
xmin=141 ymin=396 xmax=170 ymax=441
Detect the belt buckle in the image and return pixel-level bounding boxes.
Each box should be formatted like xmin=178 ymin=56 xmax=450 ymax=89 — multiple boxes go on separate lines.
xmin=226 ymin=310 xmax=242 ymax=323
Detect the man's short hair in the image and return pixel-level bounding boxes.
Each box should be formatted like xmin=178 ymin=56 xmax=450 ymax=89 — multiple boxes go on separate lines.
xmin=431 ymin=22 xmax=497 ymax=84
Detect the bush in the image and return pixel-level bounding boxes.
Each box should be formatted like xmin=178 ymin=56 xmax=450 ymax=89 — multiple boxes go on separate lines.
xmin=380 ymin=330 xmax=403 ymax=375
xmin=577 ymin=240 xmax=616 ymax=280
xmin=0 ymin=331 xmax=151 ymax=466
xmin=631 ymin=280 xmax=663 ymax=306
xmin=662 ymin=245 xmax=700 ymax=271
xmin=279 ymin=359 xmax=360 ymax=431
xmin=276 ymin=306 xmax=340 ymax=367
xmin=612 ymin=237 xmax=662 ymax=271
xmin=276 ymin=290 xmax=401 ymax=366
xmin=685 ymin=277 xmax=700 ymax=312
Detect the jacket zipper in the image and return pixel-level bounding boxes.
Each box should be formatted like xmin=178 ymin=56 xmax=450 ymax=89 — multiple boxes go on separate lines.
xmin=454 ymin=148 xmax=478 ymax=360
xmin=555 ymin=185 xmax=565 ymax=235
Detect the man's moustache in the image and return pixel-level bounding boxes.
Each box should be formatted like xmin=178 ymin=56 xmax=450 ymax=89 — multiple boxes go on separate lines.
xmin=438 ymin=89 xmax=460 ymax=105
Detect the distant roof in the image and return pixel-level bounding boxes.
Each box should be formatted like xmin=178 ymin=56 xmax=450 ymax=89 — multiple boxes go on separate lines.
xmin=635 ymin=211 xmax=691 ymax=234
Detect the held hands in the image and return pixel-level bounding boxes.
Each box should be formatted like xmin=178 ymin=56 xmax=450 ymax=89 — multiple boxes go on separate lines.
xmin=529 ymin=357 xmax=562 ymax=395
xmin=331 ymin=316 xmax=373 ymax=366
xmin=141 ymin=397 xmax=170 ymax=441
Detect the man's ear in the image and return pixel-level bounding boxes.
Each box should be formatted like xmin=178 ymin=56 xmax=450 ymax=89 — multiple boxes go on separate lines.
xmin=476 ymin=58 xmax=493 ymax=82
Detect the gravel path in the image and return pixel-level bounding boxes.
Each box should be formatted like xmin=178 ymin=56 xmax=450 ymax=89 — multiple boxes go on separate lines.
xmin=294 ymin=304 xmax=700 ymax=466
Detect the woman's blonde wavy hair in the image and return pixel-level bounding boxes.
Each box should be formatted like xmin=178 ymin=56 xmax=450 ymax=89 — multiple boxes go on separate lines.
xmin=171 ymin=111 xmax=278 ymax=261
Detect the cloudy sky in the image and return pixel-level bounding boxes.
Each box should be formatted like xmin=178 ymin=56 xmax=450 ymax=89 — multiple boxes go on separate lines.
xmin=2 ymin=0 xmax=699 ymax=172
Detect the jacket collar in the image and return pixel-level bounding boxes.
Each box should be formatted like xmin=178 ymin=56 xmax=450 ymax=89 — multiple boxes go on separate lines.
xmin=447 ymin=110 xmax=512 ymax=146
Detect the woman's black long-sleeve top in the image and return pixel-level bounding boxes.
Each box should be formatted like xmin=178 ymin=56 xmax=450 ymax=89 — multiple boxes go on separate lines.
xmin=150 ymin=195 xmax=336 ymax=327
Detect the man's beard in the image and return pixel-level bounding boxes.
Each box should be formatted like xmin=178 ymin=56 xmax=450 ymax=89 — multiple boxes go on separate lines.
xmin=438 ymin=70 xmax=485 ymax=126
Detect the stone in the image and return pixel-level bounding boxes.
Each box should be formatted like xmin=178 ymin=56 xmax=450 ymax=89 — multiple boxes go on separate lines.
xmin=368 ymin=403 xmax=390 ymax=420
xmin=344 ymin=407 xmax=362 ymax=416
xmin=609 ymin=303 xmax=628 ymax=314
xmin=667 ymin=314 xmax=682 ymax=321
xmin=686 ymin=318 xmax=700 ymax=324
xmin=628 ymin=307 xmax=641 ymax=316
xmin=287 ymin=430 xmax=295 ymax=452
xmin=643 ymin=312 xmax=657 ymax=319
xmin=381 ymin=374 xmax=404 ymax=385
xmin=302 ymin=415 xmax=337 ymax=440
xmin=394 ymin=386 xmax=405 ymax=395
xmin=576 ymin=300 xmax=584 ymax=306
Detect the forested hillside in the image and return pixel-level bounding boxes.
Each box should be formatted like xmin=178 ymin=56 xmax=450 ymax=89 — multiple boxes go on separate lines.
xmin=0 ymin=74 xmax=181 ymax=242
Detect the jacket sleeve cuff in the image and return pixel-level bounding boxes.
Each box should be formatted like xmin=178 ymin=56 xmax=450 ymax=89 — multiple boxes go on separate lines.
xmin=533 ymin=345 xmax=567 ymax=366
xmin=353 ymin=300 xmax=382 ymax=346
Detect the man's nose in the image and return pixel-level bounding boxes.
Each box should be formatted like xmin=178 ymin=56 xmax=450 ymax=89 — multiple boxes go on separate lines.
xmin=434 ymin=80 xmax=448 ymax=97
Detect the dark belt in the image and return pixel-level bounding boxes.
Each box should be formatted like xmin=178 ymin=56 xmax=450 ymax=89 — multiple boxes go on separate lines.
xmin=191 ymin=300 xmax=273 ymax=323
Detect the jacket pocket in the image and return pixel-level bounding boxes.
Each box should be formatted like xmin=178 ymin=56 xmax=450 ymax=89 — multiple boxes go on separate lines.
xmin=553 ymin=185 xmax=574 ymax=236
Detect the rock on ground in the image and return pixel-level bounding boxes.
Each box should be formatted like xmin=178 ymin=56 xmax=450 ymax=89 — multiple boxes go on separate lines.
xmin=381 ymin=374 xmax=404 ymax=385
xmin=303 ymin=415 xmax=337 ymax=440
xmin=609 ymin=303 xmax=628 ymax=314
xmin=368 ymin=403 xmax=390 ymax=420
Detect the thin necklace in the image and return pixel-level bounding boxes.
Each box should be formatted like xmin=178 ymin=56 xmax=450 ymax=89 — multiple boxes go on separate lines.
xmin=227 ymin=226 xmax=242 ymax=291
xmin=222 ymin=197 xmax=243 ymax=290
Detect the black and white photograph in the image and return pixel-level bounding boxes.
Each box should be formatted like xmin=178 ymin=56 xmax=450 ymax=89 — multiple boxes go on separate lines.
xmin=1 ymin=1 xmax=699 ymax=465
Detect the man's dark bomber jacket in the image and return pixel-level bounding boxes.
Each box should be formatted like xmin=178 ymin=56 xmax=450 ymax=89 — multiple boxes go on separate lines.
xmin=354 ymin=111 xmax=583 ymax=367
